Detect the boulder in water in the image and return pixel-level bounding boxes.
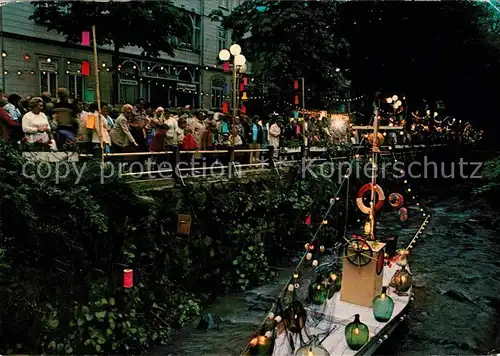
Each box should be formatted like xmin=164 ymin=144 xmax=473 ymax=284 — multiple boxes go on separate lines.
xmin=196 ymin=313 xmax=223 ymax=331
xmin=441 ymin=288 xmax=474 ymax=304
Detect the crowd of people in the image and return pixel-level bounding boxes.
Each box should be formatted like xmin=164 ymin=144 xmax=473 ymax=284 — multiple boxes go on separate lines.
xmin=0 ymin=87 xmax=483 ymax=164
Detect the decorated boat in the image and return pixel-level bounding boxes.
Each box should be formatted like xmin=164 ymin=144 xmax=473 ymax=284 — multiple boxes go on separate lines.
xmin=242 ymin=108 xmax=431 ymax=356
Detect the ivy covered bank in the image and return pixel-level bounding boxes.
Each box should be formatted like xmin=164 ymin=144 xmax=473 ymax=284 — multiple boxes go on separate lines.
xmin=0 ymin=141 xmax=351 ymax=354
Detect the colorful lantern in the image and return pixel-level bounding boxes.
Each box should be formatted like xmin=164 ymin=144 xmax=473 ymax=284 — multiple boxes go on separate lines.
xmin=398 ymin=207 xmax=407 ymax=216
xmin=177 ymin=214 xmax=192 ymax=235
xmin=81 ymin=61 xmax=90 ymax=76
xmin=294 ymin=80 xmax=299 ymax=90
xmin=242 ymin=92 xmax=248 ymax=100
xmin=283 ymin=301 xmax=307 ymax=333
xmin=241 ymin=105 xmax=247 ymax=114
xmin=372 ymin=286 xmax=394 ymax=322
xmin=294 ymin=95 xmax=299 ymax=105
xmin=345 ymin=314 xmax=369 ymax=350
xmin=388 ymin=193 xmax=404 ymax=208
xmin=239 ymin=82 xmax=245 ymax=91
xmin=123 ymin=269 xmax=133 ymax=288
xmin=400 ymin=213 xmax=408 ymax=222
xmin=222 ymin=102 xmax=229 ymax=113
xmin=308 ymin=279 xmax=328 ymax=305
xmin=305 ymin=215 xmax=311 ymax=225
xmin=243 ymin=77 xmax=248 ymax=85
xmin=81 ymin=31 xmax=90 ymax=46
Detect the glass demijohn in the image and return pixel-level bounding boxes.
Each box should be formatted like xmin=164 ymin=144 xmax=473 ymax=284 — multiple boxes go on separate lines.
xmin=345 ymin=314 xmax=369 ymax=350
xmin=372 ymin=286 xmax=394 ymax=322
xmin=309 ymin=280 xmax=328 ymax=305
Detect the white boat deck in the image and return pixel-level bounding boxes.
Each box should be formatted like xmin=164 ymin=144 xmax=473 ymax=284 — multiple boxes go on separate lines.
xmin=273 ymin=263 xmax=411 ymax=356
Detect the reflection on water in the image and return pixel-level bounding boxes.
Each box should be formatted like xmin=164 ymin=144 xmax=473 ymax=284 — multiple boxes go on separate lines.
xmin=157 ymin=196 xmax=500 ymax=356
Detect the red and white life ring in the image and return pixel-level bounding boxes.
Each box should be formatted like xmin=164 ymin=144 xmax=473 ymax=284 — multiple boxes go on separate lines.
xmin=356 ymin=184 xmax=385 ymax=214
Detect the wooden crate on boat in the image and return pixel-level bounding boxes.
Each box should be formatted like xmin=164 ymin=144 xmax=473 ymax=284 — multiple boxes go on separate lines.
xmin=340 ymin=241 xmax=386 ymax=308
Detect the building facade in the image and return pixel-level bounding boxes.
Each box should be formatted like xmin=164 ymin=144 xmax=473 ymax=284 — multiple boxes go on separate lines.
xmin=0 ymin=0 xmax=247 ymax=109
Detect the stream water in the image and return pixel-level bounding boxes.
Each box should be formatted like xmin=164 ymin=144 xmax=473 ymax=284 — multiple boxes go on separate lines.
xmin=156 ymin=193 xmax=500 ymax=355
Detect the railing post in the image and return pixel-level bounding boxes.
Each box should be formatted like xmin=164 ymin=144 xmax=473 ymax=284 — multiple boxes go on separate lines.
xmin=268 ymin=145 xmax=275 ymax=171
xmin=173 ymin=146 xmax=180 ymax=180
xmin=228 ymin=146 xmax=235 ymax=179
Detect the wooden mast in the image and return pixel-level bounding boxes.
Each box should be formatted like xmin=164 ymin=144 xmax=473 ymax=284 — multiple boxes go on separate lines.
xmin=91 ymin=25 xmax=104 ymax=165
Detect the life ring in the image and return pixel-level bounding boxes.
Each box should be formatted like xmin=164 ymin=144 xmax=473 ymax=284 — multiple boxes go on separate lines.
xmin=388 ymin=193 xmax=404 ymax=208
xmin=356 ymin=184 xmax=385 ymax=214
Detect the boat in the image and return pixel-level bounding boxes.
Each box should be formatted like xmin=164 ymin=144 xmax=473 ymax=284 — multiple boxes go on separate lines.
xmin=242 ymin=107 xmax=431 ymax=356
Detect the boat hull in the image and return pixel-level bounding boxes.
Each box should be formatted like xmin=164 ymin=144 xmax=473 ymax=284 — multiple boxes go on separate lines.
xmin=272 ymin=263 xmax=411 ymax=356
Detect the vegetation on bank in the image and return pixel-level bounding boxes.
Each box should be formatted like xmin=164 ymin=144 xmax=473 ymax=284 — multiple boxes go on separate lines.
xmin=0 ymin=139 xmax=463 ymax=354
xmin=0 ymin=141 xmax=353 ymax=354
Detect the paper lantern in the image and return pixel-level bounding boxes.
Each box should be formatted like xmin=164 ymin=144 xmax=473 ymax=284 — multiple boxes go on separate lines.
xmin=294 ymin=95 xmax=299 ymax=105
xmin=345 ymin=314 xmax=369 ymax=350
xmin=177 ymin=214 xmax=192 ymax=235
xmin=81 ymin=61 xmax=90 ymax=76
xmin=223 ymin=62 xmax=230 ymax=72
xmin=123 ymin=269 xmax=133 ymax=288
xmin=82 ymin=31 xmax=90 ymax=46
xmin=222 ymin=102 xmax=229 ymax=113
xmin=242 ymin=92 xmax=248 ymax=100
xmin=283 ymin=301 xmax=306 ymax=333
xmin=305 ymin=215 xmax=311 ymax=225
xmin=239 ymin=82 xmax=244 ymax=91
xmin=243 ymin=77 xmax=248 ymax=85
xmin=241 ymin=105 xmax=247 ymax=114
xmin=389 ymin=193 xmax=404 ymax=208
xmin=372 ymin=286 xmax=394 ymax=322
xmin=294 ymin=80 xmax=299 ymax=90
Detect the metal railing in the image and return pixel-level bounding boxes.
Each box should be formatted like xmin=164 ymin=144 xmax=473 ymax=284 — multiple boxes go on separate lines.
xmin=72 ymin=143 xmax=449 ymax=184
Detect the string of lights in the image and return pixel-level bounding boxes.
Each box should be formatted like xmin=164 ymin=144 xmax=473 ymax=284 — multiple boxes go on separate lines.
xmin=241 ymin=114 xmax=375 ymax=355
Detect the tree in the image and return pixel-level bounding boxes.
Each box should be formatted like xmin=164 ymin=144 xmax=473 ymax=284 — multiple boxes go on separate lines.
xmin=30 ymin=1 xmax=187 ymax=103
xmin=212 ymin=0 xmax=350 ymax=111
xmin=334 ymin=1 xmax=500 ymax=122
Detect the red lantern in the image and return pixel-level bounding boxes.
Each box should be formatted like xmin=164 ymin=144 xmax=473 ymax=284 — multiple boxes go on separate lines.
xmin=222 ymin=102 xmax=229 ymax=113
xmin=24 ymin=53 xmax=31 ymax=61
xmin=223 ymin=62 xmax=230 ymax=72
xmin=243 ymin=77 xmax=248 ymax=86
xmin=241 ymin=105 xmax=247 ymax=114
xmin=81 ymin=61 xmax=90 ymax=76
xmin=305 ymin=215 xmax=311 ymax=225
xmin=240 ymin=82 xmax=244 ymax=91
xmin=294 ymin=95 xmax=299 ymax=105
xmin=82 ymin=31 xmax=90 ymax=46
xmin=123 ymin=269 xmax=133 ymax=288
xmin=294 ymin=80 xmax=299 ymax=90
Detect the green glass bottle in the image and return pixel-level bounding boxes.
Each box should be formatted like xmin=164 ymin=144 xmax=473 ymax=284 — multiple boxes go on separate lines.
xmin=345 ymin=314 xmax=369 ymax=350
xmin=372 ymin=286 xmax=394 ymax=322
xmin=309 ymin=280 xmax=328 ymax=305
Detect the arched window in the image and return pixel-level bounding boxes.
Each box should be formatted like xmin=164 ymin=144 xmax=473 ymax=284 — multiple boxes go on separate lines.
xmin=211 ymin=76 xmax=226 ymax=109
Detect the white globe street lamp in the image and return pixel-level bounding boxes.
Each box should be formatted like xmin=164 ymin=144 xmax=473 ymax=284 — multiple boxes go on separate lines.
xmin=218 ymin=44 xmax=246 ymax=147
xmin=230 ymin=44 xmax=241 ymax=56
xmin=234 ymin=54 xmax=246 ymax=66
xmin=218 ymin=49 xmax=230 ymax=61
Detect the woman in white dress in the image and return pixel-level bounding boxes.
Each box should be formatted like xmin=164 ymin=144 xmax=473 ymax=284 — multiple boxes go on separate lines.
xmin=22 ymin=97 xmax=52 ymax=145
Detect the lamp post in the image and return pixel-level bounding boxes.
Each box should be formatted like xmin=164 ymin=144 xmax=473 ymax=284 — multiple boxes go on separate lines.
xmin=218 ymin=44 xmax=246 ymax=143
